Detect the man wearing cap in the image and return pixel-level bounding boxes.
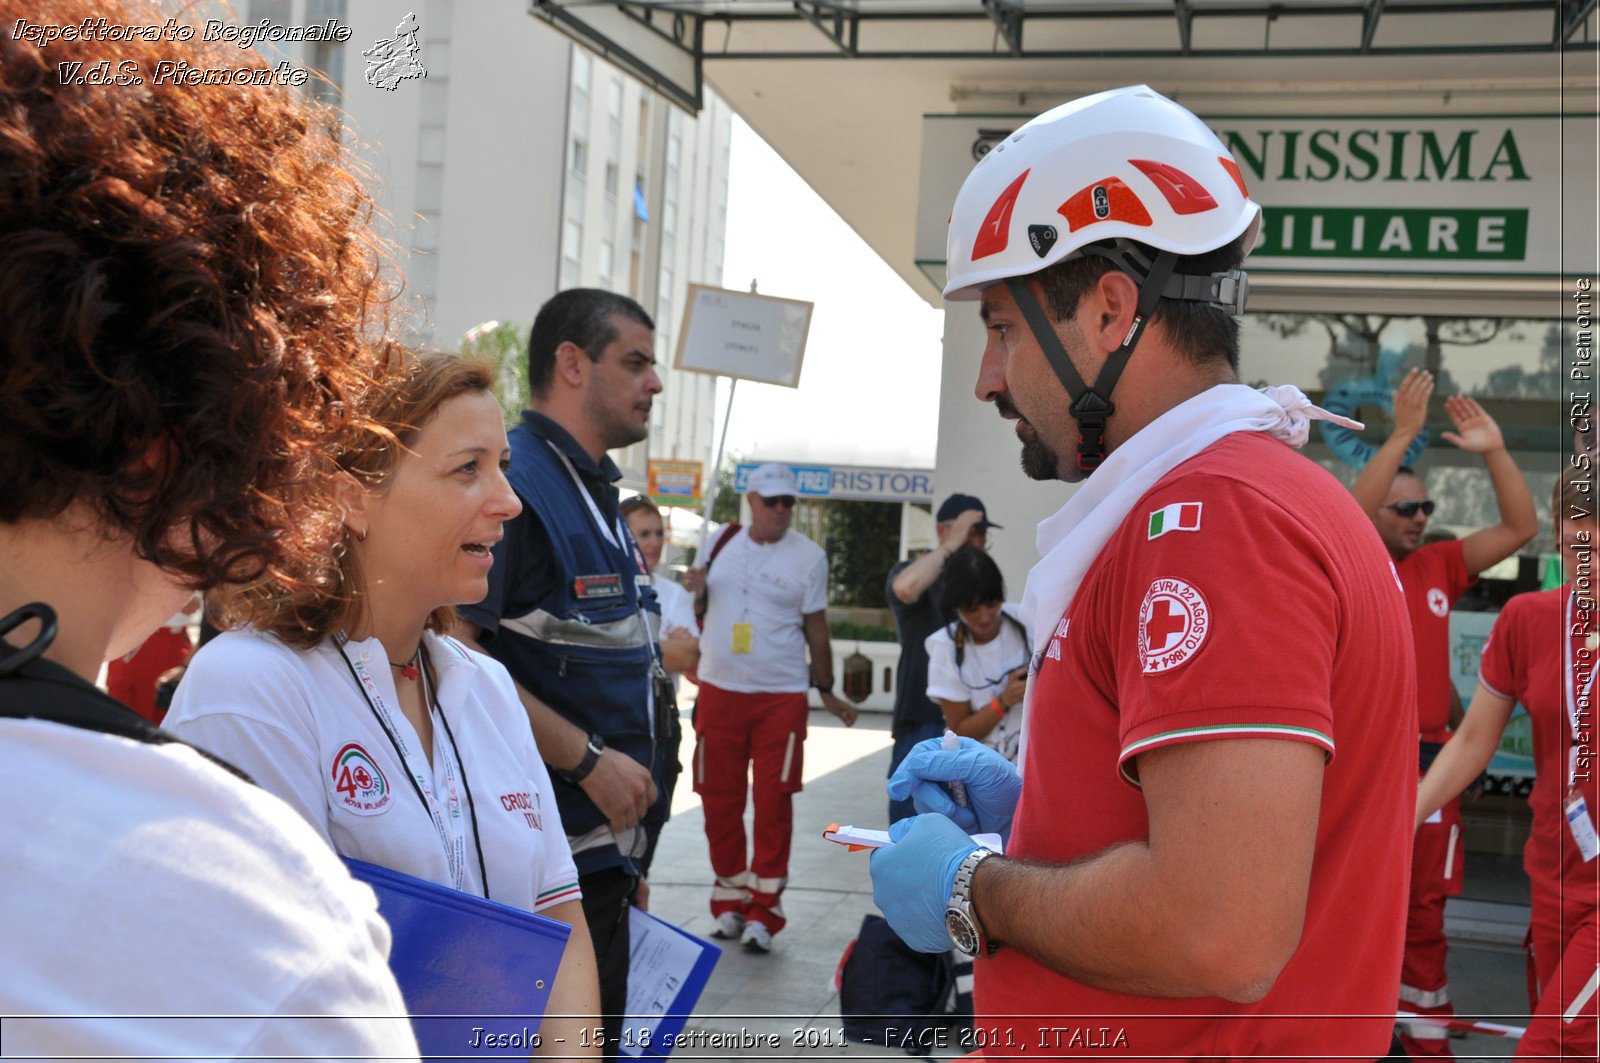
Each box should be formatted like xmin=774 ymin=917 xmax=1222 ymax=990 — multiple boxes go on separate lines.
xmin=1351 ymin=368 xmax=1536 ymax=1056
xmin=684 ymin=462 xmax=857 ymax=952
xmin=870 ymin=85 xmax=1416 ymax=1058
xmin=885 ymin=494 xmax=999 ymax=822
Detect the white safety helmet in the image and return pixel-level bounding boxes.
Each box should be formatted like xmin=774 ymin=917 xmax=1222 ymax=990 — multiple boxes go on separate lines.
xmin=943 ymin=84 xmax=1261 ymax=302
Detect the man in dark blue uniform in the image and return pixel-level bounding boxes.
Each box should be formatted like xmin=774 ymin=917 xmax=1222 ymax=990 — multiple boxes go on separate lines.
xmin=884 ymin=494 xmax=997 ymax=822
xmin=458 ymin=288 xmax=665 ymax=1059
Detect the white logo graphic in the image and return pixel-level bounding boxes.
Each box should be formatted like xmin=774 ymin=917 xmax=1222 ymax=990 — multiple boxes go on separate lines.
xmin=1138 ymin=578 xmax=1211 ymax=674
xmin=1427 ymin=587 xmax=1450 ymax=618
xmin=363 ymin=12 xmax=425 ymax=91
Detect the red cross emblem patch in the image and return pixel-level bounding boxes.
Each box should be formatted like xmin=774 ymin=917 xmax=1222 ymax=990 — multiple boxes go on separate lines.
xmin=1138 ymin=578 xmax=1211 ymax=674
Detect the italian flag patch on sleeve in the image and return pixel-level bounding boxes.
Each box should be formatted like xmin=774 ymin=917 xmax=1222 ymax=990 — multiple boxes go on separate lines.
xmin=1147 ymin=502 xmax=1203 ymax=539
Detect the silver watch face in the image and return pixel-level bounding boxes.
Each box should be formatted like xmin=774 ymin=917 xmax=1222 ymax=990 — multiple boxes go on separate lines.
xmin=945 ymin=907 xmax=980 ymax=956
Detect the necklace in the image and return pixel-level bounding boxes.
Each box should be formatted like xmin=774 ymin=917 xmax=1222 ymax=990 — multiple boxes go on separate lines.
xmin=389 ymin=648 xmax=420 ymax=681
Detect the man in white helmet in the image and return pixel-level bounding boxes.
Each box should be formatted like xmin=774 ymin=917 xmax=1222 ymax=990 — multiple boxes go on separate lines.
xmin=871 ymin=86 xmax=1415 ymax=1058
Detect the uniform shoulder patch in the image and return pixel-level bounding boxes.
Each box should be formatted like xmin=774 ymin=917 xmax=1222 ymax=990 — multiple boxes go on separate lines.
xmin=1138 ymin=578 xmax=1211 ymax=674
xmin=1146 ymin=501 xmax=1203 ymax=540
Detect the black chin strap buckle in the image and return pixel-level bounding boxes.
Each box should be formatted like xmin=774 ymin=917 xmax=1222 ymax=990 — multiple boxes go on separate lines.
xmin=1069 ymin=390 xmax=1115 ymax=472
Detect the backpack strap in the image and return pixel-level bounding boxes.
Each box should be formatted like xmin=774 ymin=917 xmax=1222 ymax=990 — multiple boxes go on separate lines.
xmin=694 ymin=523 xmax=742 ymax=625
xmin=0 ymin=603 xmax=252 ymax=783
xmin=707 ymin=522 xmax=742 ymax=566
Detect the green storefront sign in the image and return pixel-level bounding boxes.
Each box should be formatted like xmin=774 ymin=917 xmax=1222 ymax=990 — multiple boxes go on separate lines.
xmin=1253 ymin=207 xmax=1530 ymax=260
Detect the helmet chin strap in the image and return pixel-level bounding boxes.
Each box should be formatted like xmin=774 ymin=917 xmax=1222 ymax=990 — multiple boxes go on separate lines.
xmin=1003 ymin=246 xmax=1178 ymax=474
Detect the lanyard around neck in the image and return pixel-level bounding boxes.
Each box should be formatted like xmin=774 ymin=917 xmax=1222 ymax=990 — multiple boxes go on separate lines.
xmin=335 ymin=634 xmax=482 ymax=895
xmin=1563 ymin=587 xmax=1595 ymax=791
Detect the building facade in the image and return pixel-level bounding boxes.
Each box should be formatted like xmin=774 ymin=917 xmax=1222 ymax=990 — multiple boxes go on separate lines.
xmin=235 ymin=0 xmax=729 ymax=484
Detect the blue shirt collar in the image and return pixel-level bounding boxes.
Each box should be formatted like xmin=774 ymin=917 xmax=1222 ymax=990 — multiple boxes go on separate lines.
xmin=521 ymin=409 xmax=622 ymax=484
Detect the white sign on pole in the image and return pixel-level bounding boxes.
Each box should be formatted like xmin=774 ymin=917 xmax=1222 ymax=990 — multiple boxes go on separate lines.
xmin=672 ymin=283 xmax=814 ymax=388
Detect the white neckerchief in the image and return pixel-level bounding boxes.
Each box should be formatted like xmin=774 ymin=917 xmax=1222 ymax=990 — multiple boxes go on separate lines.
xmin=335 ymin=632 xmax=473 ymax=892
xmin=1017 ymin=384 xmax=1362 ymax=748
xmin=1563 ymin=586 xmax=1595 ymax=790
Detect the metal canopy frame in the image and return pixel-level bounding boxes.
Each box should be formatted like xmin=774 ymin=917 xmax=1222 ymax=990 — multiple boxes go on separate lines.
xmin=531 ymin=0 xmax=1598 ymax=112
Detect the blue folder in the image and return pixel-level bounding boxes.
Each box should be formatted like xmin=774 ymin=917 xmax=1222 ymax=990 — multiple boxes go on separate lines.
xmin=345 ymin=857 xmax=572 ymax=1061
xmin=619 ymin=908 xmax=722 ymax=1061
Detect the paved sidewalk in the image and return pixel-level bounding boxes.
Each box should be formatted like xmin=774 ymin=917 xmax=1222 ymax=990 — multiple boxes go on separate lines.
xmin=643 ymin=706 xmax=891 ymax=1057
xmin=642 ymin=705 xmax=1532 ymax=1061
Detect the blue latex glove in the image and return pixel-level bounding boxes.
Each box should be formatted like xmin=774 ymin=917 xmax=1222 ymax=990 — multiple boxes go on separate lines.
xmin=886 ymin=736 xmax=1021 ymax=838
xmin=870 ymin=814 xmax=982 ymax=954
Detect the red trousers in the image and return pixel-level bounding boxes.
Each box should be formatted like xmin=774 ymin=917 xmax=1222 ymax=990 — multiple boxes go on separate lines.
xmin=1399 ymin=794 xmax=1465 ymax=1058
xmin=1517 ymin=885 xmax=1598 ymax=1059
xmin=692 ymin=682 xmax=807 ymax=934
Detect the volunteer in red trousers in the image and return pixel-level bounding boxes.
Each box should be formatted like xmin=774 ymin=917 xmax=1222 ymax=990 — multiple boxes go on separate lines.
xmin=870 ymin=84 xmax=1415 ymax=1059
xmin=1417 ymin=467 xmax=1598 ymax=1059
xmin=1351 ymin=368 xmax=1537 ymax=1055
xmin=683 ymin=462 xmax=857 ymax=952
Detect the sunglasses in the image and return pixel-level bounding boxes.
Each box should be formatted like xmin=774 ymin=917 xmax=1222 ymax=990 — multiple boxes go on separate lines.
xmin=1384 ymin=499 xmax=1436 ymax=518
xmin=759 ymin=495 xmax=797 ymax=509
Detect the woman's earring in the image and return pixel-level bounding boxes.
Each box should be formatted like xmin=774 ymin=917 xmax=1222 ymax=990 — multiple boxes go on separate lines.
xmin=355 ymin=527 xmax=367 ymax=543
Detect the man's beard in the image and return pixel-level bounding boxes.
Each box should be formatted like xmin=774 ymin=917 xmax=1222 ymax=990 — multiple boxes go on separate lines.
xmin=588 ymin=391 xmax=649 ymax=450
xmin=995 ymin=395 xmax=1061 ymax=481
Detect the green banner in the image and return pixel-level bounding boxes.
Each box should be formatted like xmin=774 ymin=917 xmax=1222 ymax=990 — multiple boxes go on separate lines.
xmin=1252 ymin=207 xmax=1529 ymax=260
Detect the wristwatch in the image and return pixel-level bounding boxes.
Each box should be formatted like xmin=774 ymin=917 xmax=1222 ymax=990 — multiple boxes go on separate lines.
xmin=945 ymin=847 xmax=1002 ymax=957
xmin=554 ymin=733 xmax=605 ymax=785
xmin=812 ymin=680 xmax=834 ymax=695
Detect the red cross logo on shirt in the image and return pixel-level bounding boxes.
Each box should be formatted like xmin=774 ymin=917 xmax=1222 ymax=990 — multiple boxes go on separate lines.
xmin=1138 ymin=578 xmax=1211 ymax=674
xmin=1144 ymin=597 xmax=1188 ymax=653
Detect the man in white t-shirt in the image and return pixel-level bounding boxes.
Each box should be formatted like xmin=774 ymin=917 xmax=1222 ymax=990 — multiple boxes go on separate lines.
xmin=683 ymin=463 xmax=857 ymax=952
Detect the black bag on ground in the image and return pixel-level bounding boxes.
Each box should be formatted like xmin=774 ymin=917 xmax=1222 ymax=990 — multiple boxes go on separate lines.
xmin=838 ymin=914 xmax=964 ymax=1056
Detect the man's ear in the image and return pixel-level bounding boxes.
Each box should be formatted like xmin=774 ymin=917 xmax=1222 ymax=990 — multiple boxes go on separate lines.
xmin=553 ymin=340 xmax=591 ymax=390
xmin=330 ymin=470 xmax=370 ymax=540
xmin=1085 ymin=269 xmax=1142 ymax=356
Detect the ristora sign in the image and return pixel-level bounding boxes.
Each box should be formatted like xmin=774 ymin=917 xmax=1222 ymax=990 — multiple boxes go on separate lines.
xmin=733 ymin=462 xmax=935 ymax=505
xmin=916 ymin=112 xmax=1596 ymax=283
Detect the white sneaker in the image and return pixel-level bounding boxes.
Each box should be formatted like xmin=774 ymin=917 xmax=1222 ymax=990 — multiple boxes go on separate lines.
xmin=740 ymin=921 xmax=773 ymax=953
xmin=711 ymin=912 xmax=745 ymax=939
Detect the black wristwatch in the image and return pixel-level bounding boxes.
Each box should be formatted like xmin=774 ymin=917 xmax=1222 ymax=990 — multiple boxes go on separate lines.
xmin=812 ymin=679 xmax=834 ymax=695
xmin=554 ymin=733 xmax=605 ymax=784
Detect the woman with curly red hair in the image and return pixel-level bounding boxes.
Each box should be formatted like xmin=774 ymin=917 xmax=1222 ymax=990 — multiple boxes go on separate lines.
xmin=0 ymin=1 xmax=417 ymax=1056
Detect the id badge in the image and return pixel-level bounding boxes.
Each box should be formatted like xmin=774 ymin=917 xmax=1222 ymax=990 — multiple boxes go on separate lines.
xmin=731 ymin=622 xmax=753 ymax=655
xmin=1565 ymin=789 xmax=1599 ymax=863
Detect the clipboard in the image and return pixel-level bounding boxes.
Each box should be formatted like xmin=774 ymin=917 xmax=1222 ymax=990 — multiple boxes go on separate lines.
xmin=619 ymin=907 xmax=722 ymax=1059
xmin=345 ymin=857 xmax=572 ymax=1060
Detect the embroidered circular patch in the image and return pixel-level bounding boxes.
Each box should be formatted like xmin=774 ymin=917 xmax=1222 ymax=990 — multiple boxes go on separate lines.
xmin=331 ymin=742 xmax=391 ymax=815
xmin=1138 ymin=578 xmax=1211 ymax=674
xmin=1427 ymin=587 xmax=1450 ymax=618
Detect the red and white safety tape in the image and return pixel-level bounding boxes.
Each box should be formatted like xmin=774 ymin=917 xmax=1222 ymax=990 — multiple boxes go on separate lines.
xmin=1398 ymin=1009 xmax=1526 ymax=1039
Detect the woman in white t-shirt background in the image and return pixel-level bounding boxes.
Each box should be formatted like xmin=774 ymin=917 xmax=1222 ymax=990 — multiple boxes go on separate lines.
xmin=165 ymin=353 xmax=600 ymax=1055
xmin=620 ymin=495 xmax=698 ymax=873
xmin=922 ymin=547 xmax=1029 ymax=765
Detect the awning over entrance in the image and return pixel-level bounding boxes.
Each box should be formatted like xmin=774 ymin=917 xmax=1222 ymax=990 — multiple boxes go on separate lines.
xmin=532 ymin=0 xmax=1596 ymax=112
xmin=531 ymin=0 xmax=1598 ymax=311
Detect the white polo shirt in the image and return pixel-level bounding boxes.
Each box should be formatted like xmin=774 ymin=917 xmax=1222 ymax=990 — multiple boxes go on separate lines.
xmin=924 ymin=604 xmax=1029 ymax=763
xmin=697 ymin=527 xmax=828 ymax=694
xmin=166 ymin=628 xmax=581 ymax=914
xmin=1 ymin=718 xmax=418 ymax=1058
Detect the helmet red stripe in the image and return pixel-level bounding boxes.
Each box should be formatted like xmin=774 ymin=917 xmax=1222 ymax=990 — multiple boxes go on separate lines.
xmin=971 ymin=169 xmax=1030 ymax=261
xmin=1129 ymin=159 xmax=1218 ymax=215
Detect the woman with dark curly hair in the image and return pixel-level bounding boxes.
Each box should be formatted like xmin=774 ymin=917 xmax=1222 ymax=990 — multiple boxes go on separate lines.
xmin=168 ymin=352 xmax=603 ymax=1057
xmin=0 ymin=1 xmax=417 ymax=1056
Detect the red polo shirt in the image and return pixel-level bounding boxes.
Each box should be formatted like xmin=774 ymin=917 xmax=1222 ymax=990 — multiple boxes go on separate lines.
xmin=1395 ymin=540 xmax=1474 ymax=736
xmin=1479 ymin=586 xmax=1600 ymax=918
xmin=975 ymin=432 xmax=1415 ymax=1058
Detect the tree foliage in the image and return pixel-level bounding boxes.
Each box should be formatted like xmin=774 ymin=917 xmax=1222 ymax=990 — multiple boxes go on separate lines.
xmin=459 ymin=319 xmax=531 ymax=428
xmin=824 ymin=500 xmax=901 ymax=607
